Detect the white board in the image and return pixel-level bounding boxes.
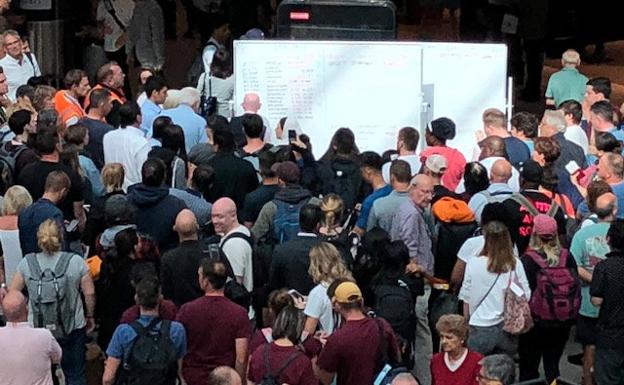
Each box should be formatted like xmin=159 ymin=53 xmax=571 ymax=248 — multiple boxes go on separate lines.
xmin=234 ymin=41 xmax=423 ymax=157
xmin=418 ymin=42 xmax=508 ymax=160
xmin=234 ymin=41 xmax=507 ymax=160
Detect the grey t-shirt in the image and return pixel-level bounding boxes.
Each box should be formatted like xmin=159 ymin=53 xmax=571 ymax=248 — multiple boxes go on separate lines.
xmin=18 ymin=252 xmax=89 ymax=331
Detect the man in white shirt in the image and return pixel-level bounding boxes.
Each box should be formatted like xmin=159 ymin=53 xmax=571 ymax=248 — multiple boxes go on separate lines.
xmin=212 ymin=197 xmax=254 ymax=319
xmin=0 ymin=30 xmax=41 ymax=101
xmin=382 ymin=126 xmax=422 ymax=183
xmin=560 ymin=100 xmax=589 ymax=155
xmin=96 ymin=0 xmax=135 ymax=64
xmin=103 ymin=101 xmax=151 ymax=190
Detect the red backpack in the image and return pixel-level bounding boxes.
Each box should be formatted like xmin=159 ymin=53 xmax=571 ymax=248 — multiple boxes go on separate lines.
xmin=525 ymin=249 xmax=581 ymax=322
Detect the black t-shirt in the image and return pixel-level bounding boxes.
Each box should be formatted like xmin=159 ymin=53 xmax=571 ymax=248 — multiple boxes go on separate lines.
xmin=501 ymin=190 xmax=566 ymax=254
xmin=241 ymin=184 xmax=280 ymax=223
xmin=17 ymin=160 xmax=85 ymax=220
xmin=590 ymin=253 xmax=624 ymax=348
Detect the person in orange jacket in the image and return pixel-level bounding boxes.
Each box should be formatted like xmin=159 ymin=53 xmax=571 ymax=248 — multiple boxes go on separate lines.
xmin=54 ymin=69 xmax=91 ymax=131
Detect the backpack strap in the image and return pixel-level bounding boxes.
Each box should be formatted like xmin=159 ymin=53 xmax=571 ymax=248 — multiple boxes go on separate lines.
xmin=25 ymin=253 xmax=43 ymax=278
xmin=25 ymin=253 xmax=45 ymax=328
xmin=222 ymin=232 xmax=253 ymax=247
xmin=270 ymin=346 xmax=303 ymax=381
xmin=509 ymin=193 xmax=539 ymax=216
xmin=54 ymin=252 xmax=75 ymax=277
xmin=126 ymin=318 xmax=163 ymax=364
xmin=546 ymin=200 xmax=560 ymax=218
xmin=524 ymin=249 xmax=548 ymax=270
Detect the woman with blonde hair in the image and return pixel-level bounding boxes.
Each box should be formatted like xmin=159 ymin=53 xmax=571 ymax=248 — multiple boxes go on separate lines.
xmin=0 ymin=185 xmax=32 ymax=297
xmin=319 ymin=193 xmax=344 ymax=237
xmin=304 ymin=242 xmax=353 ymax=335
xmin=518 ymin=214 xmax=579 ymax=383
xmin=10 ymin=219 xmax=95 ymax=383
xmin=83 ymin=163 xmax=126 ymax=253
xmin=32 ymin=85 xmax=56 ymax=112
xmin=459 ymin=220 xmax=530 ymax=356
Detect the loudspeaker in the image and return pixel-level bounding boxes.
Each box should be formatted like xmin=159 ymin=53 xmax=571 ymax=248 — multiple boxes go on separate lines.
xmin=276 ymin=0 xmax=397 ymax=40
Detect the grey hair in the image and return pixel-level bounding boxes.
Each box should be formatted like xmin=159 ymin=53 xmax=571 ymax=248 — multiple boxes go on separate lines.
xmin=480 ymin=354 xmax=516 ymax=385
xmin=207 ymin=366 xmax=241 ymax=385
xmin=1 ymin=29 xmax=20 ymax=41
xmin=178 ymin=87 xmax=201 ymax=107
xmin=561 ymin=49 xmax=581 ymax=66
xmin=542 ymin=110 xmax=567 ymax=133
xmin=391 ymin=373 xmax=420 ymax=385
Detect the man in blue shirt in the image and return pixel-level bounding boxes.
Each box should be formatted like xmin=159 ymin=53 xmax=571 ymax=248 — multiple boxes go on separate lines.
xmin=103 ymin=277 xmax=187 ymax=385
xmin=353 ymin=151 xmax=392 ymax=236
xmin=159 ymin=87 xmax=208 ymax=153
xmin=591 ymin=101 xmax=624 ymax=143
xmin=18 ymin=171 xmax=69 ymax=254
xmin=140 ymin=76 xmax=168 ymax=137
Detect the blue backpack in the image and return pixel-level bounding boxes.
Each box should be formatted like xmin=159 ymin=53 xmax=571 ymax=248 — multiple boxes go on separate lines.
xmin=272 ymin=199 xmax=308 ymax=243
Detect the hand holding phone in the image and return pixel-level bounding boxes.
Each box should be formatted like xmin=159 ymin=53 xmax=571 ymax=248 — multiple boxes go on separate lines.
xmin=288 ymin=129 xmax=297 ymax=143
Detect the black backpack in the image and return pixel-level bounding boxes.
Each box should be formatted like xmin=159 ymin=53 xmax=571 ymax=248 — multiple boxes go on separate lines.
xmin=199 ymin=235 xmax=253 ymax=309
xmin=373 ymin=279 xmax=416 ymax=351
xmin=0 ymin=143 xmax=27 ymax=189
xmin=258 ymin=344 xmax=302 ymax=385
xmin=320 ymin=158 xmax=361 ymax=210
xmin=116 ymin=318 xmax=177 ymax=385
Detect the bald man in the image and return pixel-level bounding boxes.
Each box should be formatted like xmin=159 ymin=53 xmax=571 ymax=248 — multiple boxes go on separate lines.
xmin=390 ymin=173 xmax=434 ymax=385
xmin=161 ymin=209 xmax=205 ymax=307
xmin=207 ymin=366 xmax=242 ymax=385
xmin=230 ymin=92 xmax=272 ymax=147
xmin=212 ymin=198 xmax=254 ymax=318
xmin=0 ymin=290 xmax=62 ymax=385
xmin=392 ymin=373 xmax=420 ymax=385
xmin=468 ymin=159 xmax=515 ymax=222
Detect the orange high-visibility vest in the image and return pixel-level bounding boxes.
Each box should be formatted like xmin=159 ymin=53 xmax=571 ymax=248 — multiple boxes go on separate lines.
xmin=54 ymin=90 xmax=85 ymax=128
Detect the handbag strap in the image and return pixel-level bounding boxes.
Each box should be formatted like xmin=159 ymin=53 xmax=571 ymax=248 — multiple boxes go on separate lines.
xmin=471 ymin=273 xmax=500 ymax=317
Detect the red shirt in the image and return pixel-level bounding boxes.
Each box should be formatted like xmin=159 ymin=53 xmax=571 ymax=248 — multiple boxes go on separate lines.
xmin=175 ymin=295 xmax=251 ymax=385
xmin=421 ymin=146 xmax=467 ymax=191
xmin=317 ymin=317 xmax=399 ymax=385
xmin=431 ymin=350 xmax=482 ymax=385
xmin=119 ymin=299 xmax=178 ymax=324
xmin=248 ymin=343 xmax=317 ymax=385
xmin=249 ymin=328 xmax=323 ymax=359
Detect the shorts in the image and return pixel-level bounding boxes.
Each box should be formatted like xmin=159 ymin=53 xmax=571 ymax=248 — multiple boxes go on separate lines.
xmin=576 ymin=315 xmax=598 ymax=346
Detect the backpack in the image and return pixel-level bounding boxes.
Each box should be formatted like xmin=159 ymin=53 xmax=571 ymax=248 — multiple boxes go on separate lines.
xmin=200 ymin=235 xmax=253 ymax=309
xmin=373 ymin=279 xmax=416 ymax=344
xmin=565 ymin=214 xmax=598 ymax=247
xmin=116 ymin=318 xmax=177 ymax=385
xmin=525 ymin=249 xmax=581 ymax=322
xmin=272 ymin=199 xmax=308 ymax=243
xmin=479 ymin=189 xmax=514 ymax=204
xmin=258 ymin=344 xmax=302 ymax=385
xmin=0 ymin=143 xmax=28 ymax=188
xmin=322 ymin=159 xmax=361 ymax=210
xmin=24 ymin=252 xmax=77 ymax=340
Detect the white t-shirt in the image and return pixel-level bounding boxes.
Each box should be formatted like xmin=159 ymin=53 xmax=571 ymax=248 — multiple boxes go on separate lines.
xmin=382 ymin=154 xmax=422 ymax=184
xmin=455 ymin=156 xmax=520 ymax=194
xmin=458 ymin=255 xmax=531 ymax=327
xmin=96 ymin=0 xmax=135 ymax=52
xmin=564 ymin=124 xmax=589 ymax=155
xmin=457 ymin=235 xmax=519 ymax=264
xmin=220 ymin=225 xmax=254 ymax=292
xmin=304 ymin=283 xmax=336 ymax=333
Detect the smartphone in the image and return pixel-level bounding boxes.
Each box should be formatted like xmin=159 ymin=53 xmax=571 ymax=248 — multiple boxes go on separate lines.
xmin=288 ymin=289 xmax=304 ymax=300
xmin=288 ymin=129 xmax=297 ymax=142
xmin=65 ymin=219 xmax=79 ymax=233
xmin=565 ymin=160 xmax=580 ymax=175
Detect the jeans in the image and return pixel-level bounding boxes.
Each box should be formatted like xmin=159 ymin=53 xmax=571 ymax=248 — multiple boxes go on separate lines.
xmin=595 ymin=347 xmax=624 ymax=385
xmin=468 ymin=322 xmax=517 ymax=357
xmin=413 ymin=284 xmax=432 ymax=385
xmin=519 ymin=323 xmax=571 ymax=383
xmin=59 ymin=328 xmax=87 ymax=385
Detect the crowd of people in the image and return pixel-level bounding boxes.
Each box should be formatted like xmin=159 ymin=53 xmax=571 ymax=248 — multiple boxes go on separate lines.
xmin=1 ymin=1 xmax=624 ymax=385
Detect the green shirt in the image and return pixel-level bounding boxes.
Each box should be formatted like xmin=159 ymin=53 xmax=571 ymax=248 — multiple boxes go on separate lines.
xmin=570 ymin=222 xmax=610 ymax=318
xmin=545 ymin=67 xmax=588 ymax=107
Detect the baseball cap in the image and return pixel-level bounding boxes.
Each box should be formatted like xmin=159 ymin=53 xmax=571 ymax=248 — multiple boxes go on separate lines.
xmin=240 ymin=28 xmax=265 ymax=40
xmin=520 ymin=159 xmax=543 ymax=184
xmin=429 ymin=117 xmax=456 ymax=141
xmin=425 ymin=154 xmax=448 ymax=174
xmin=273 ymin=161 xmax=300 ymax=184
xmin=332 ymin=281 xmax=363 ymax=303
xmin=532 ymin=214 xmax=557 ymax=236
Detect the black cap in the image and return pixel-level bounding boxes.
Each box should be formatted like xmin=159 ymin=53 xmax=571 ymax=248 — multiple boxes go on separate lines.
xmin=520 ymin=159 xmax=543 ymax=184
xmin=429 ymin=117 xmax=456 ymax=141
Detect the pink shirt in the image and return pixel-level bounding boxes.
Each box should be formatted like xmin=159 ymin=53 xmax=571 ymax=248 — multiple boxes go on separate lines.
xmin=421 ymin=146 xmax=467 ymax=191
xmin=0 ymin=322 xmax=62 ymax=385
